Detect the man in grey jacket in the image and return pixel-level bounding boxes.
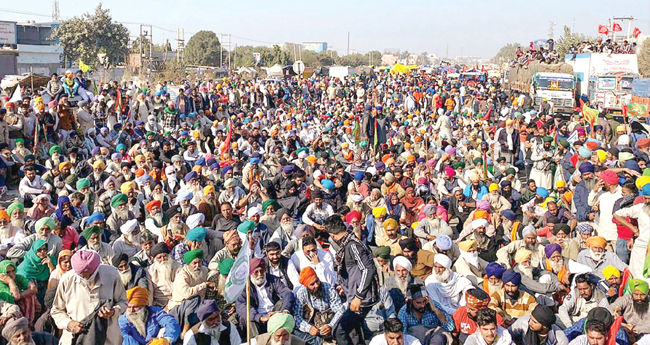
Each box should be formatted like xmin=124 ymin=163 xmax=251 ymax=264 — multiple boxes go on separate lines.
xmin=508 ymin=305 xmax=568 ymax=345
xmin=557 ymin=274 xmax=609 ymax=328
xmin=325 ymin=215 xmax=378 ymax=345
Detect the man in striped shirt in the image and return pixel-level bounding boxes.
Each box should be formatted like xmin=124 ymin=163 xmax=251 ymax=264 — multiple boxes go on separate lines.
xmin=488 ymin=270 xmax=538 ymax=326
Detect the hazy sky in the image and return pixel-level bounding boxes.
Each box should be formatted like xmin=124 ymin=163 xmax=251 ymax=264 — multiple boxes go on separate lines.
xmin=1 ymin=0 xmax=648 ymax=58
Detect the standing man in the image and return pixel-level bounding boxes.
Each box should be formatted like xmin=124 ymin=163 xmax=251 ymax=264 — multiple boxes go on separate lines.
xmin=589 ymin=169 xmax=622 ymax=248
xmin=613 ymin=183 xmax=650 ymax=279
xmin=51 ymin=249 xmax=128 ymax=345
xmin=324 ymin=215 xmax=378 ymax=345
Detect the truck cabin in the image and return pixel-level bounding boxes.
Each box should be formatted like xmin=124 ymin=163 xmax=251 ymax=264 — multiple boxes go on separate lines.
xmin=591 ymin=73 xmax=637 ymax=93
xmin=533 ymin=75 xmax=574 ymax=91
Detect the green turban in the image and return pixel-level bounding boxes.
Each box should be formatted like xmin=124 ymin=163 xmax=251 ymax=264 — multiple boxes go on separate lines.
xmin=76 ymin=178 xmax=91 ymax=191
xmin=505 ymin=168 xmax=517 ymax=176
xmin=267 ymin=313 xmax=296 ymax=335
xmin=146 ymin=131 xmax=156 ymax=138
xmin=35 ymin=217 xmax=55 ymax=233
xmin=218 ymin=258 xmax=235 ymax=275
xmin=473 ymin=158 xmax=483 ymax=165
xmin=451 ymin=162 xmax=465 ymax=169
xmin=558 ymin=139 xmax=570 ymax=149
xmin=237 ymin=220 xmax=255 ymax=234
xmin=6 ymin=202 xmax=24 ymax=216
xmin=183 ymin=249 xmax=204 ymax=265
xmin=111 ymin=194 xmax=128 ymax=208
xmin=15 ymin=138 xmax=24 ymax=145
xmin=629 ymin=279 xmax=649 ymax=295
xmin=262 ymin=199 xmax=279 ymax=213
xmin=543 ymin=136 xmax=553 ymax=143
xmin=373 ymin=246 xmax=391 ymax=259
xmin=82 ymin=226 xmax=102 ymax=240
xmin=643 ymin=168 xmax=650 ymax=177
xmin=49 ymin=145 xmax=61 ymax=156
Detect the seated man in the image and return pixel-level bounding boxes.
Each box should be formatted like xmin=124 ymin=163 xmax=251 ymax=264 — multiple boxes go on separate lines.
xmin=376 ymin=218 xmax=407 ymax=255
xmin=484 ymin=262 xmax=506 ymax=296
xmin=496 ymin=225 xmax=545 ymax=269
xmin=80 ymin=226 xmax=114 ymax=264
xmin=508 ymin=305 xmax=568 ymax=344
xmin=558 ymin=273 xmax=609 ymax=328
xmin=369 ymin=318 xmax=422 ymax=345
xmin=464 ymin=309 xmax=512 ymax=345
xmin=7 ymin=216 xmax=61 ymax=259
xmin=183 ymin=300 xmax=241 ymax=345
xmin=386 ymin=256 xmax=424 ymax=313
xmin=564 ymin=307 xmax=630 ymax=345
xmin=568 ymin=320 xmax=612 ymax=345
xmin=2 ymin=316 xmax=57 ymax=345
xmin=399 ymin=238 xmax=434 ymax=280
xmin=293 ymin=267 xmax=345 ymax=345
xmin=513 ymin=249 xmax=564 ymax=296
xmin=265 ymin=241 xmax=300 ymax=290
xmin=252 ymin=313 xmax=304 ymax=345
xmin=236 ymin=257 xmax=295 ymax=337
xmin=148 ymin=242 xmax=179 ymax=308
xmin=290 ymin=236 xmax=337 ymax=286
xmin=118 ymin=287 xmax=181 ymax=345
xmin=453 ymin=289 xmax=505 ymax=344
xmin=489 ymin=270 xmax=538 ymax=326
xmin=424 ymin=254 xmax=472 ymax=315
xmin=577 ymin=236 xmax=628 ymax=279
xmin=112 ymin=253 xmax=150 ymax=291
xmin=608 ymin=279 xmax=650 ymax=338
xmin=453 ymin=239 xmax=488 ymax=286
xmin=397 ymin=284 xmax=454 ymax=342
xmin=113 ymin=219 xmax=142 ymax=258
xmin=207 ymin=229 xmax=242 ymax=278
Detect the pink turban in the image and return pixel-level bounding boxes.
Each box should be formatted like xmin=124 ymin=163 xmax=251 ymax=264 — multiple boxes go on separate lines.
xmin=600 ymin=169 xmax=619 ymax=186
xmin=71 ymin=249 xmax=100 ymax=275
xmin=476 ymin=200 xmax=491 ymax=211
xmin=426 ymin=159 xmax=436 ymax=168
xmin=444 ymin=166 xmax=456 ymax=177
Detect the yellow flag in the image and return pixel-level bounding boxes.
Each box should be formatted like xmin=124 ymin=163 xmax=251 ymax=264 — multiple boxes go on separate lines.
xmin=78 ymin=59 xmax=91 ymax=73
xmin=582 ymin=105 xmax=599 ymax=126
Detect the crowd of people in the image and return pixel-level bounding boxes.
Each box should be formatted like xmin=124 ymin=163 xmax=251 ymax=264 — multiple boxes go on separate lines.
xmin=512 ymin=37 xmax=637 ymax=67
xmin=0 ymin=63 xmax=648 ymax=345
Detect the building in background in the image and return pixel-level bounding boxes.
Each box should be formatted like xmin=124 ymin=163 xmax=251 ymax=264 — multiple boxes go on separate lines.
xmin=15 ymin=21 xmax=63 ymax=75
xmin=0 ymin=20 xmax=18 ymax=76
xmin=302 ymin=42 xmax=328 ymax=53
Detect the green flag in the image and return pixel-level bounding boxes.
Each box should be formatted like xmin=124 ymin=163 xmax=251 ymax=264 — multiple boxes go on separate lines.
xmin=224 ymin=236 xmax=251 ymax=303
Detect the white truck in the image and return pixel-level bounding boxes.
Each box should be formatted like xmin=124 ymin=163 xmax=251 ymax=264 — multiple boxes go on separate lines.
xmin=507 ymin=61 xmax=576 ymax=113
xmin=564 ymin=53 xmax=639 ymax=115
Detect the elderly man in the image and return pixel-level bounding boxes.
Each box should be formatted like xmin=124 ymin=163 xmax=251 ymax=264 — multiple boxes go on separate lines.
xmin=558 ymin=273 xmax=609 ymax=328
xmin=113 ymin=219 xmax=142 ymax=257
xmin=236 ymin=257 xmax=295 ymax=336
xmin=144 ymin=200 xmax=168 ymax=242
xmin=161 ymin=208 xmax=190 ymax=245
xmin=2 ymin=316 xmax=56 ymax=345
xmin=588 ymin=169 xmax=622 ymax=246
xmin=183 ymin=300 xmax=241 ymax=345
xmin=508 ymin=305 xmax=568 ymax=345
xmin=106 ymin=193 xmax=135 ymax=235
xmin=461 ymin=218 xmax=499 ymax=263
xmin=167 ymin=249 xmax=214 ymax=336
xmin=512 ymin=249 xmax=565 ymax=296
xmin=396 ymin=283 xmax=454 ymax=341
xmin=376 ymin=218 xmax=407 ymax=255
xmin=208 ymin=229 xmax=242 ymax=277
xmin=252 ymin=313 xmax=304 ymax=345
xmin=424 ymin=254 xmax=473 ymax=315
xmin=608 ymin=279 xmax=650 ymax=337
xmin=369 ymin=318 xmax=423 ymax=345
xmin=413 ymin=205 xmax=453 ymax=245
xmin=118 ymin=287 xmax=181 ymax=345
xmin=577 ymin=236 xmax=627 ymax=279
xmin=293 ymin=267 xmax=345 ymax=345
xmin=484 ymin=262 xmax=506 ymax=296
xmin=453 ymin=239 xmax=488 ymax=286
xmin=81 ymin=225 xmax=114 ymax=263
xmin=386 ymin=256 xmax=424 ymax=313
xmin=0 ymin=209 xmax=25 ymax=247
xmin=51 ymin=249 xmax=127 ymax=345
xmin=496 ymin=225 xmax=545 ymax=269
xmin=7 ymin=216 xmax=61 ymax=259
xmin=453 ymin=289 xmax=506 ymax=344
xmin=171 ymin=226 xmax=208 ymax=266
xmin=112 ymin=253 xmax=150 ymax=292
xmin=488 ymin=270 xmax=538 ymax=326
xmin=148 ymin=242 xmax=179 ymax=307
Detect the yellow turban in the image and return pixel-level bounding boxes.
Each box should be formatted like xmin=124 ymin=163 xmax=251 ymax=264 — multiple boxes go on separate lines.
xmin=458 ymin=240 xmax=477 ymax=252
xmin=489 ymin=183 xmax=499 ymax=192
xmin=595 ymin=150 xmax=607 ymax=163
xmin=383 ymin=218 xmax=399 ymax=230
xmin=474 ymin=210 xmax=489 ymax=219
xmin=92 ymin=160 xmax=106 ymax=170
xmin=126 ymin=287 xmax=149 ymax=307
xmin=602 ymin=266 xmax=620 ymax=279
xmin=373 ymin=207 xmax=387 ymax=218
xmin=204 ymin=185 xmax=216 ymax=196
xmin=636 ymin=176 xmax=650 ymax=190
xmin=514 ymin=249 xmax=532 ymax=264
xmin=121 ymin=182 xmax=136 ymax=194
xmin=134 ymin=155 xmax=145 ymax=163
xmin=555 ymin=180 xmax=566 ymax=188
xmin=58 ymin=162 xmax=72 ymax=171
xmin=586 ymin=236 xmax=607 ymax=249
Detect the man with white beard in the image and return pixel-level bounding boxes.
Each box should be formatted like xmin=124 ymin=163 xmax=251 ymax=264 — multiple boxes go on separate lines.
xmin=0 ymin=209 xmax=24 ymax=247
xmin=145 ymin=200 xmax=168 ymax=242
xmin=148 ymin=182 xmax=172 ymax=211
xmin=2 ymin=316 xmax=56 ymax=345
xmin=118 ymin=286 xmax=181 ymax=345
xmin=175 ymin=190 xmax=197 ymax=221
xmin=80 ymin=225 xmax=114 ymax=264
xmin=424 ymin=254 xmax=473 ymax=315
xmin=577 ymin=236 xmax=628 ymax=279
xmin=496 ymin=119 xmax=519 ymax=165
xmin=512 ymin=249 xmax=565 ymax=296
xmin=614 ymin=184 xmax=650 ymax=279
xmin=484 ymin=262 xmax=506 ymax=300
xmin=453 ymin=240 xmax=489 ymax=286
xmin=385 ymin=256 xmax=424 ymax=313
xmin=7 ymin=216 xmax=61 ymax=259
xmin=112 ymin=253 xmax=150 ymax=293
xmin=183 ymin=300 xmax=241 ymax=345
xmin=113 ymin=219 xmax=142 ymax=257
xmin=496 ymin=225 xmax=545 ymax=269
xmin=251 ymin=314 xmax=303 ymax=345
xmin=270 ymin=209 xmax=299 ymax=249
xmin=148 ymin=243 xmax=179 ymax=307
xmin=87 ymin=160 xmax=110 ymax=192
xmin=160 ymin=208 xmax=189 ymax=245
xmin=106 ymin=193 xmax=135 ymax=237
xmin=197 ymin=185 xmax=219 ymax=222
xmin=96 ymin=176 xmax=119 ymax=215
xmin=121 ymin=181 xmax=145 ymax=220
xmin=163 ymin=166 xmax=181 ymax=196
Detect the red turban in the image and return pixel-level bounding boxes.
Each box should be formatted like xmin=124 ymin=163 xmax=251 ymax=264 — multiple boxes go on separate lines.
xmin=299 ymin=266 xmax=318 ymax=286
xmin=346 ymin=210 xmax=362 ymax=224
xmin=146 ymin=200 xmax=161 ymax=212
xmin=71 ymin=249 xmax=100 ymax=275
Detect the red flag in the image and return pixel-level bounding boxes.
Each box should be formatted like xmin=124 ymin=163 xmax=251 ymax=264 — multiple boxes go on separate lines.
xmin=579 ymin=98 xmax=585 ymax=110
xmin=598 ymin=25 xmax=609 ymax=35
xmin=607 ymin=316 xmax=623 ymax=345
xmin=612 ymin=23 xmax=622 ymax=32
xmin=115 ymin=89 xmax=122 ymax=113
xmin=462 ymin=65 xmax=467 ymax=73
xmin=623 ymin=104 xmax=628 ymax=118
xmin=634 ymin=27 xmax=642 ymax=38
xmin=220 ymin=120 xmax=234 ymax=157
xmin=481 ymin=65 xmax=487 ymax=73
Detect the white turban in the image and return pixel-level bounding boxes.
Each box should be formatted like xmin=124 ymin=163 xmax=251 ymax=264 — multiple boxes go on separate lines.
xmin=618 ymin=134 xmax=630 ymax=146
xmin=165 ymin=166 xmax=176 ymax=175
xmin=351 ymin=194 xmax=364 ymax=202
xmin=298 ymin=151 xmax=308 ymax=159
xmin=120 ymin=219 xmax=139 ymax=235
xmin=471 ymin=218 xmax=489 ymax=230
xmin=247 ymin=207 xmax=261 ymax=218
xmin=186 ymin=213 xmax=205 ymax=229
xmin=435 ymin=235 xmax=453 ymax=251
xmin=434 ymin=254 xmax=452 ymax=269
xmin=33 ymin=194 xmax=51 ymax=203
xmin=393 ymin=256 xmax=412 ymax=272
xmin=522 ymin=225 xmax=536 ymax=237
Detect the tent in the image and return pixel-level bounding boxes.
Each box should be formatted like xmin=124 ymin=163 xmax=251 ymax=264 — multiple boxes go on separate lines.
xmin=265 ymin=64 xmax=284 ymax=77
xmin=390 ymin=64 xmax=409 ymax=74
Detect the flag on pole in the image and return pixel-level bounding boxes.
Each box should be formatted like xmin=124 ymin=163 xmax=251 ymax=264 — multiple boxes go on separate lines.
xmin=634 ymin=27 xmax=642 ymax=39
xmin=582 ymin=105 xmax=599 ymax=126
xmin=78 ymin=59 xmax=91 ymax=73
xmin=353 ymin=121 xmax=361 ymax=146
xmin=224 ymin=235 xmax=251 ymax=303
xmin=220 ymin=119 xmax=234 ymax=157
xmin=115 ymin=89 xmax=122 ymax=113
xmin=8 ymin=86 xmax=22 ymax=104
xmin=629 ymin=103 xmax=648 ymax=117
xmin=598 ymin=25 xmax=609 ymax=35
xmin=612 ymin=23 xmax=622 ymax=32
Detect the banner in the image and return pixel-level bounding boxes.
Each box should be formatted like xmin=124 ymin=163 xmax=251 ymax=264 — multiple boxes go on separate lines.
xmin=582 ymin=105 xmax=599 ymax=125
xmin=79 ymin=59 xmax=91 ymax=73
xmin=224 ymin=235 xmax=251 ymax=303
xmin=598 ymin=25 xmax=609 ymax=35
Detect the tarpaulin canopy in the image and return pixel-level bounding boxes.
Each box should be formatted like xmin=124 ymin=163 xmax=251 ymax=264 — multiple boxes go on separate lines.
xmin=390 ymin=64 xmax=409 ymax=74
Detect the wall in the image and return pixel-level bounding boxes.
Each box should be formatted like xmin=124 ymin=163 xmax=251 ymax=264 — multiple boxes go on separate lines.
xmin=0 ymin=51 xmax=18 ymax=76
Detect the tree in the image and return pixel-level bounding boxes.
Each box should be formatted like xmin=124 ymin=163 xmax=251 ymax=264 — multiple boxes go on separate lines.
xmin=555 ymin=25 xmax=595 ymax=58
xmin=131 ymin=35 xmax=152 ymax=54
xmin=52 ymin=4 xmax=129 ymax=67
xmin=367 ymin=51 xmax=381 ymax=66
xmin=185 ymin=30 xmax=222 ymax=66
xmin=639 ymin=38 xmax=650 ymax=78
xmin=491 ymin=43 xmax=521 ymax=63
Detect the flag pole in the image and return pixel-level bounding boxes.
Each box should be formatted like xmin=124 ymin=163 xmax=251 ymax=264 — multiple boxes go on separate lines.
xmin=246 ymin=232 xmax=252 ymax=345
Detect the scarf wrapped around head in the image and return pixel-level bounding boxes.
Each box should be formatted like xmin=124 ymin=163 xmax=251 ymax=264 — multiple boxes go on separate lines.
xmin=465 ymin=288 xmax=490 ymax=309
xmin=17 ymin=239 xmax=55 ymax=282
xmin=0 ymin=260 xmax=28 ymax=303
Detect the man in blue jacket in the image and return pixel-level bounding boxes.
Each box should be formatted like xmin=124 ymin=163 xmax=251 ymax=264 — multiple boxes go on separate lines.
xmin=118 ymin=287 xmax=181 ymax=345
xmin=573 ymin=162 xmax=597 ymax=222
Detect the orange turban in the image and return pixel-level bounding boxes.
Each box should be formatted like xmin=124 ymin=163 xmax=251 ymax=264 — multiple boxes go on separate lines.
xmin=306 ymin=156 xmax=317 ymax=164
xmin=204 ymin=185 xmax=216 ymax=196
xmin=586 ymin=236 xmax=607 ymax=249
xmin=474 ymin=210 xmax=489 ymax=219
xmin=223 ymin=229 xmax=239 ymax=244
xmin=146 ymin=200 xmax=161 ymax=212
xmin=299 ymin=266 xmax=318 ymax=286
xmin=0 ymin=210 xmax=8 ymax=222
xmin=135 ymin=168 xmax=146 ymax=178
xmin=126 ymin=287 xmax=149 ymax=307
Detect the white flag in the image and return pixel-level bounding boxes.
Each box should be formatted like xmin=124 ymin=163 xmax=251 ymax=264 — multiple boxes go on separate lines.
xmin=8 ymin=86 xmax=22 ymax=104
xmin=224 ymin=236 xmax=251 ymax=303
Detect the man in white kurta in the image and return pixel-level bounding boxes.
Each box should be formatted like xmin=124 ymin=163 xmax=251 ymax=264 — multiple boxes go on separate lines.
xmin=614 ymin=198 xmax=650 ymax=279
xmin=51 ymin=249 xmax=127 ymax=345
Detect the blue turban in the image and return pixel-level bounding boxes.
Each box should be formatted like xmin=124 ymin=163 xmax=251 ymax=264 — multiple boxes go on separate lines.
xmin=501 ymin=210 xmax=516 ymax=221
xmin=579 ymin=162 xmax=595 ymax=174
xmin=643 ymin=184 xmax=650 ymax=196
xmin=485 ymin=262 xmax=506 ymax=279
xmin=185 ymin=172 xmax=198 ymax=182
xmin=210 ymin=163 xmax=220 ymax=170
xmin=196 ymin=300 xmax=219 ymax=322
xmin=321 ymin=179 xmax=335 ymax=191
xmin=186 ymin=227 xmax=207 ymax=242
xmin=502 ymin=270 xmax=521 ymax=285
xmin=196 ymin=157 xmax=206 ymax=166
xmin=250 ymin=157 xmax=260 ymax=164
xmin=176 ymin=190 xmax=193 ymax=202
xmin=624 ymin=160 xmax=640 ymax=173
xmin=354 ymin=171 xmax=364 ymax=181
xmin=86 ymin=212 xmax=105 ymax=225
xmin=536 ymin=187 xmax=549 ymax=198
xmin=116 ymin=144 xmax=126 ymax=152
xmin=578 ymin=147 xmax=592 ymax=159
xmin=221 ymin=166 xmax=233 ymax=175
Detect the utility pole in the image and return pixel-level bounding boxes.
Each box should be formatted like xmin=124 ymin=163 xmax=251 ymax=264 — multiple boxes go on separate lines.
xmin=548 ymin=21 xmax=556 ymax=40
xmin=613 ymin=16 xmax=634 ymax=40
xmin=234 ymin=43 xmax=237 ymax=69
xmin=220 ymin=34 xmax=223 ymax=68
xmin=347 ymin=32 xmax=350 ymax=55
xmin=176 ymin=29 xmax=185 ymax=63
xmin=139 ymin=24 xmax=143 ymax=79
xmin=228 ymin=34 xmax=231 ymax=70
xmin=52 ymin=0 xmax=60 ymax=22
